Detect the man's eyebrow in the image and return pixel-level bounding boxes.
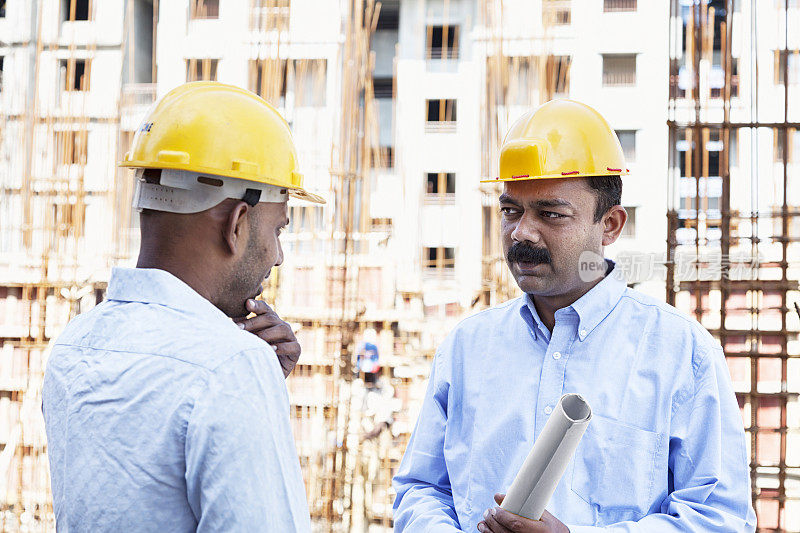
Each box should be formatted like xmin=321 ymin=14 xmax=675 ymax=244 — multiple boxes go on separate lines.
xmin=533 ymin=198 xmax=574 ymax=209
xmin=498 ymin=193 xmax=521 ymax=206
xmin=498 ymin=194 xmax=574 ymax=210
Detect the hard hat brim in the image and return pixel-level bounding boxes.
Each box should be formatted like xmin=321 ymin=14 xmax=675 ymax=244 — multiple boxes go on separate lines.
xmin=289 ymin=188 xmax=326 ymax=204
xmin=480 ymin=170 xmax=629 ymax=183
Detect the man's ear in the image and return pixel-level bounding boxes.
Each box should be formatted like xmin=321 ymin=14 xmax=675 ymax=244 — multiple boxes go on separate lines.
xmin=222 ymin=201 xmax=250 ymax=256
xmin=601 ymin=205 xmax=628 ymax=246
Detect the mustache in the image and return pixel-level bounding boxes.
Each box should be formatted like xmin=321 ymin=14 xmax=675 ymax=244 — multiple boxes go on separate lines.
xmin=507 ymin=242 xmax=552 ymax=265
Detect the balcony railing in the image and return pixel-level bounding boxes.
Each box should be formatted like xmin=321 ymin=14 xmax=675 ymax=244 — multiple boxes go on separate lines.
xmin=604 ymin=0 xmax=637 ymax=12
xmin=425 ymin=121 xmax=457 ymax=133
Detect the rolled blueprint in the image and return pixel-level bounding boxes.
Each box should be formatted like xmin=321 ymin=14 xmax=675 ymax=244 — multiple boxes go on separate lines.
xmin=500 ymin=393 xmax=592 ymax=520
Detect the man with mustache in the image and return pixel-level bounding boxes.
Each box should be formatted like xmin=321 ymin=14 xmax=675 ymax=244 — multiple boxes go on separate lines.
xmin=42 ymin=82 xmax=323 ymax=531
xmin=393 ymin=100 xmax=755 ymax=532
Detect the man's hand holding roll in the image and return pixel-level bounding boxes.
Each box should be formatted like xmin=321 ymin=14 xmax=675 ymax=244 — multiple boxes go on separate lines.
xmin=477 ymin=494 xmax=569 ymax=533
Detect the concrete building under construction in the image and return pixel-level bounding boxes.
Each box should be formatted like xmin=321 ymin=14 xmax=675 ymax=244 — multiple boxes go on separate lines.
xmin=0 ymin=0 xmax=798 ymax=532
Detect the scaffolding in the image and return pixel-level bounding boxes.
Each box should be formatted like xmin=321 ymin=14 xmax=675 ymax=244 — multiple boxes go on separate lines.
xmin=0 ymin=1 xmax=155 ymax=530
xmin=479 ymin=0 xmax=563 ymax=306
xmin=667 ymin=1 xmax=800 ymax=531
xmin=249 ymin=1 xmax=421 ymax=531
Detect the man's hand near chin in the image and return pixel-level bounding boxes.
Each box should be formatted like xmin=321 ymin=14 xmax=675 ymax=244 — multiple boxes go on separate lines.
xmin=234 ymin=299 xmax=301 ymax=378
xmin=477 ymin=494 xmax=570 ymax=533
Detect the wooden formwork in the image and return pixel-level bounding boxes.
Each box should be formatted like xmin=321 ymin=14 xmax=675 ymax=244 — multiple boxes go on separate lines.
xmin=667 ymin=1 xmax=800 ymax=531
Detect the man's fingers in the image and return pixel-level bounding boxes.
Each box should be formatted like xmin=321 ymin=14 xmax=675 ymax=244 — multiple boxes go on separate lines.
xmin=272 ymin=341 xmax=301 ymax=359
xmin=246 ymin=298 xmax=276 ymax=315
xmin=494 ymin=493 xmax=505 ymax=505
xmin=483 ymin=509 xmax=515 ymax=533
xmin=274 ymin=343 xmax=301 ymax=378
xmin=252 ymin=325 xmax=296 ymax=345
xmin=493 ymin=508 xmax=547 ymax=532
xmin=238 ymin=312 xmax=283 ymax=332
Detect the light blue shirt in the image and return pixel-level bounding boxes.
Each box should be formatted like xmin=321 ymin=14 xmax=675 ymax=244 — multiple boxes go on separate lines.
xmin=393 ymin=265 xmax=756 ymax=532
xmin=42 ymin=267 xmax=311 ymax=532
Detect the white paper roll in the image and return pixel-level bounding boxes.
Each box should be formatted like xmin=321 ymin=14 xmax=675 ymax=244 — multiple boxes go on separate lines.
xmin=500 ymin=393 xmax=592 ymax=520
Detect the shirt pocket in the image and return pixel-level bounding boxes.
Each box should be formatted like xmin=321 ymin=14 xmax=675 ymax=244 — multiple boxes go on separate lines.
xmin=571 ymin=415 xmax=659 ymax=520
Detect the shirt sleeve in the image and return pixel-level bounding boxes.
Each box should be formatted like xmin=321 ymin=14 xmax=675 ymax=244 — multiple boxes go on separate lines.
xmin=568 ymin=345 xmax=756 ymax=533
xmin=392 ymin=352 xmax=462 ymax=532
xmin=183 ymin=349 xmax=311 ymax=532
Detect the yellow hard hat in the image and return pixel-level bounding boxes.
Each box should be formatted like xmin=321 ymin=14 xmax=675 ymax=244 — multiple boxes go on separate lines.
xmin=482 ymin=99 xmax=629 ymax=183
xmin=121 ymin=81 xmax=325 ymax=204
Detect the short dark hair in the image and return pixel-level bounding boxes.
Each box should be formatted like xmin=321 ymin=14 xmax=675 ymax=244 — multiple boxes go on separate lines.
xmin=586 ymin=175 xmax=622 ymax=223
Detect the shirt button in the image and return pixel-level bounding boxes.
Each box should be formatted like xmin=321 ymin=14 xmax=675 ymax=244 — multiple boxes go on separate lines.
xmin=544 ymin=405 xmax=553 ymax=415
xmin=552 ymin=351 xmax=562 ymax=360
xmin=580 ymin=329 xmax=587 ymax=337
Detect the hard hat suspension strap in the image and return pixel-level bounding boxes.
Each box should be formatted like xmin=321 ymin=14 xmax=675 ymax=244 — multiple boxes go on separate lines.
xmin=242 ymin=188 xmax=262 ymax=207
xmin=132 ymin=168 xmax=287 ymax=214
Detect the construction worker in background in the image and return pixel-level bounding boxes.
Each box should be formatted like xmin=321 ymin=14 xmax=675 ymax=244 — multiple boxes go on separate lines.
xmin=357 ymin=327 xmax=382 ymax=377
xmin=42 ymin=82 xmax=324 ymax=532
xmin=393 ymin=100 xmax=756 ymax=532
xmin=352 ymin=328 xmax=398 ymax=531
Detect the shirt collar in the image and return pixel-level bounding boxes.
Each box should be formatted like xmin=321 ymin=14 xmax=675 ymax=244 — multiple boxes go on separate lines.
xmin=519 ymin=295 xmax=550 ymax=341
xmin=569 ymin=260 xmax=627 ymax=341
xmin=107 ymin=267 xmax=236 ymax=327
xmin=517 ymin=259 xmax=627 ymax=342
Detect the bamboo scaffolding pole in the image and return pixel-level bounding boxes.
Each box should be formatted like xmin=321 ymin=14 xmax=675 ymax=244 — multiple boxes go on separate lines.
xmin=666 ymin=1 xmax=800 ymax=529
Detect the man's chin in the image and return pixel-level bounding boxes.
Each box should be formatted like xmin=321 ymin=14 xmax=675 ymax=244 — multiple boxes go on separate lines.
xmin=511 ymin=268 xmax=554 ymax=295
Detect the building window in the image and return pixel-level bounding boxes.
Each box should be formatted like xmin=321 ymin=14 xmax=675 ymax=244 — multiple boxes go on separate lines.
xmin=54 ymin=130 xmax=88 ymax=165
xmin=373 ymin=77 xmax=392 ymax=99
xmin=426 ymin=25 xmax=459 ymax=60
xmin=374 ymin=77 xmax=394 ymax=168
xmin=60 ymin=59 xmax=90 ymax=91
xmin=603 ymin=54 xmax=636 ymax=86
xmin=63 ymin=0 xmax=90 ymax=21
xmin=423 ymin=247 xmax=455 ymax=274
xmin=191 ymin=0 xmax=219 ymax=20
xmin=501 ymin=56 xmax=538 ymax=106
xmin=604 ymin=0 xmax=636 ymax=12
xmin=425 ymin=172 xmax=456 ymax=203
xmin=775 ymin=49 xmax=800 ymax=85
xmin=376 ymin=1 xmax=399 ymax=30
xmin=293 ymin=58 xmax=327 ymax=107
xmin=370 ymin=217 xmax=392 ymax=231
xmin=288 ymin=205 xmax=324 ymax=233
xmin=249 ymin=58 xmax=326 ymax=108
xmin=186 ymin=58 xmax=218 ymax=82
xmin=0 ymin=57 xmax=4 ymax=93
xmin=250 ymin=0 xmax=290 ymax=31
xmin=621 ymin=206 xmax=636 ymax=238
xmin=615 ymin=130 xmax=636 ymax=162
xmin=774 ymin=128 xmax=800 ymax=163
xmin=249 ymin=59 xmax=287 ymax=103
xmin=372 ymin=146 xmax=394 ymax=169
xmin=0 ymin=1 xmax=6 ymax=18
xmin=425 ymin=99 xmax=457 ymax=132
xmin=545 ymin=55 xmax=571 ymax=95
xmin=542 ymin=0 xmax=571 ymax=26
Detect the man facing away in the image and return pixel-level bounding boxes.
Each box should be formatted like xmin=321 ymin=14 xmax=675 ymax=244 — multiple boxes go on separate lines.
xmin=393 ymin=100 xmax=756 ymax=532
xmin=42 ymin=82 xmax=325 ymax=531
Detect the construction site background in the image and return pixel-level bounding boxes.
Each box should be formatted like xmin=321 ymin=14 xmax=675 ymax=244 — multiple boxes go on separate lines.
xmin=0 ymin=0 xmax=798 ymax=531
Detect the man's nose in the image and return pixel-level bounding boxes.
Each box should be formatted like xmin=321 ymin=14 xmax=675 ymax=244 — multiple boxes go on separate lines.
xmin=510 ymin=212 xmax=543 ymax=246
